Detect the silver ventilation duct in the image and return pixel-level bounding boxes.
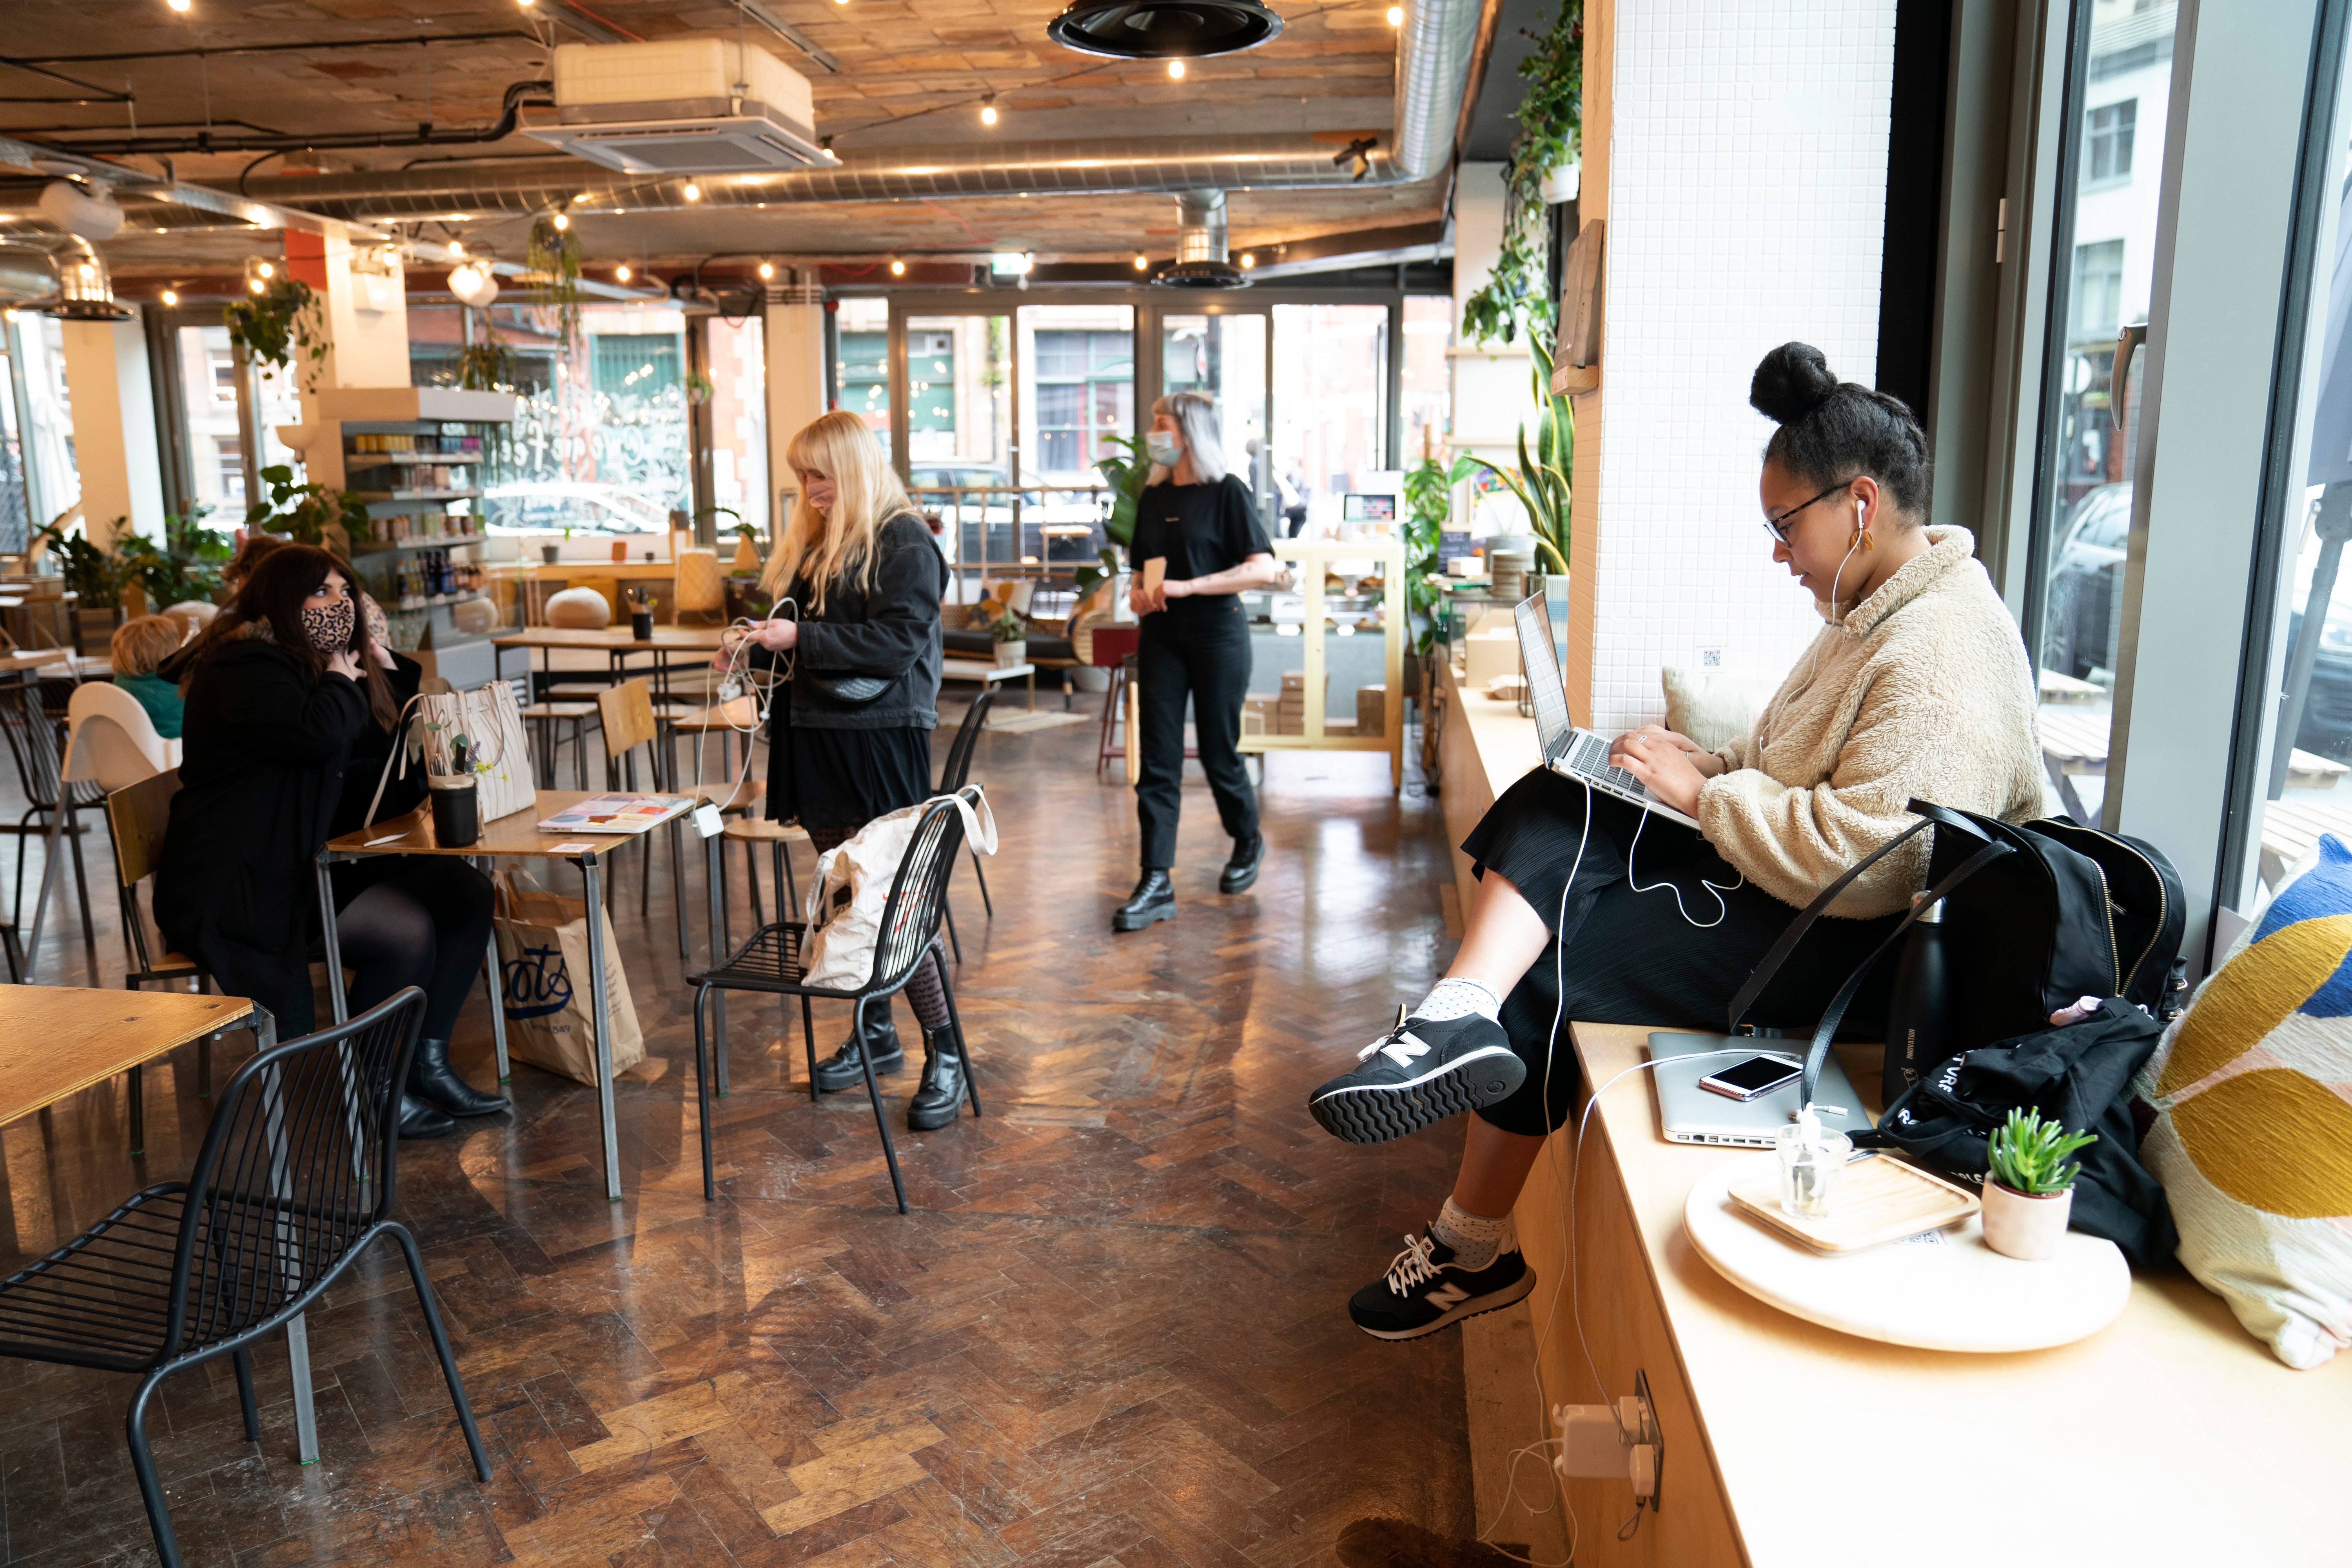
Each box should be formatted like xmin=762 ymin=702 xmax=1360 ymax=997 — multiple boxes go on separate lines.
xmin=214 ymin=0 xmax=1477 ymax=221
xmin=0 ymin=248 xmax=59 ymax=304
xmin=1155 ymin=188 xmax=1249 ymax=288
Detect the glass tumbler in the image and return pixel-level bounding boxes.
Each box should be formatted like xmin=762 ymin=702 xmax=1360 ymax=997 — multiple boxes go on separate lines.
xmin=1775 ymin=1123 xmax=1852 ymax=1220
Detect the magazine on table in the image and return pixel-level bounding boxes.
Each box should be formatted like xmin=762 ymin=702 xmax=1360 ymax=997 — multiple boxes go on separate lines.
xmin=535 ymin=794 xmax=697 ymax=835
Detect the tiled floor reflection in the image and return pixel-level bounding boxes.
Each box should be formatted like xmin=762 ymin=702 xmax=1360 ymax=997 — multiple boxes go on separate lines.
xmin=0 ymin=708 xmax=1489 ymax=1566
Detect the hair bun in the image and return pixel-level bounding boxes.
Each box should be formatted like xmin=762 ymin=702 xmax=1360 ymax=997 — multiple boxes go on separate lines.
xmin=1750 ymin=341 xmax=1840 ymax=425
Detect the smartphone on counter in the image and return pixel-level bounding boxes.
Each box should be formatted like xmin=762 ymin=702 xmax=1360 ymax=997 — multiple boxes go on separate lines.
xmin=1697 ymin=1054 xmax=1804 ymax=1103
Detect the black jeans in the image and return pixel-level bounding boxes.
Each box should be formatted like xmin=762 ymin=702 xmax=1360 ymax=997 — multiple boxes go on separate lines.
xmin=328 ymin=856 xmax=495 ymax=1039
xmin=1135 ymin=608 xmax=1258 ymax=870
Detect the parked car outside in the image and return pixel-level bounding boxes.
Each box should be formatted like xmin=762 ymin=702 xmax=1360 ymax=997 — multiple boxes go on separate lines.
xmin=483 ymin=481 xmax=671 ymax=535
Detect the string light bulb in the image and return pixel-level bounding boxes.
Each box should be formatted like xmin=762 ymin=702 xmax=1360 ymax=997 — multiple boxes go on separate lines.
xmin=1167 ymin=59 xmax=1186 ymax=79
xmin=980 ymin=93 xmax=998 ymax=127
xmin=256 ymin=260 xmax=274 ymax=278
xmin=167 ymin=0 xmax=192 ymax=10
xmin=1133 ymin=254 xmax=1149 ymax=270
xmin=248 ymin=277 xmax=265 ymax=293
xmin=551 ymin=211 xmax=569 ymax=230
xmin=1387 ymin=4 xmax=1402 ymax=22
xmin=889 ymin=257 xmax=906 ymax=276
xmin=683 ymin=181 xmax=702 ymax=201
xmin=757 ymin=260 xmax=775 ymax=279
xmin=615 ymin=263 xmax=631 ymax=282
xmin=448 ymin=239 xmax=465 ymax=257
xmin=160 ymin=289 xmax=178 ymax=305
xmin=1240 ymin=252 xmax=1255 ymax=269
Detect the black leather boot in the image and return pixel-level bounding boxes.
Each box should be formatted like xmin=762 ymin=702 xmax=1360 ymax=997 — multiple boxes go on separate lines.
xmin=813 ymin=1010 xmax=904 ymax=1092
xmin=906 ymin=1025 xmax=967 ymax=1131
xmin=398 ymin=1094 xmax=456 ymax=1140
xmin=409 ymin=1037 xmax=510 ymax=1118
xmin=1112 ymin=869 xmax=1176 ymax=932
xmin=1219 ymin=834 xmax=1265 ymax=895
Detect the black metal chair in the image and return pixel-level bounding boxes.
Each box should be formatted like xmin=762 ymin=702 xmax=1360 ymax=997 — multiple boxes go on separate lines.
xmin=0 ymin=674 xmax=98 ymax=963
xmin=934 ymin=688 xmax=995 ymax=963
xmin=0 ymin=989 xmax=490 ymax=1568
xmin=686 ymin=793 xmax=984 ymax=1213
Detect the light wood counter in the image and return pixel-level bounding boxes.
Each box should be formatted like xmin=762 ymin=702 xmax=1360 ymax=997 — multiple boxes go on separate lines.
xmin=1508 ymin=1031 xmax=2352 ymax=1566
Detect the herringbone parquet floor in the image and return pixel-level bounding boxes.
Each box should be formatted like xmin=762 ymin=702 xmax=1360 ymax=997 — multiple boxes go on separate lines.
xmin=0 ymin=706 xmax=1497 ymax=1566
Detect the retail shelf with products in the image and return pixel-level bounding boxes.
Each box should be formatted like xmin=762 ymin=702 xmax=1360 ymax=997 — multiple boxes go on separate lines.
xmin=1234 ymin=536 xmax=1405 ymax=789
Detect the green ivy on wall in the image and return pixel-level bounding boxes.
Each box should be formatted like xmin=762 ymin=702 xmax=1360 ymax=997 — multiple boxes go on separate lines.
xmin=1461 ymin=0 xmax=1584 ymax=348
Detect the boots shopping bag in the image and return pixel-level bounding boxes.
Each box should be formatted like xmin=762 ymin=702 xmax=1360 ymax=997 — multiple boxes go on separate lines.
xmin=492 ymin=871 xmax=645 ymax=1084
xmin=800 ymin=787 xmax=996 ymax=990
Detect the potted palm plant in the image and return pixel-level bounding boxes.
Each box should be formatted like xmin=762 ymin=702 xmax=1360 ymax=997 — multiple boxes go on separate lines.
xmin=1982 ymin=1109 xmax=2098 ymax=1260
xmin=35 ymin=519 xmax=131 ymax=653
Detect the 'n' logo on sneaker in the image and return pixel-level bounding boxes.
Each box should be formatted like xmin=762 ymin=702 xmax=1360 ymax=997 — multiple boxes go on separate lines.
xmin=1425 ymin=1283 xmax=1469 ymax=1309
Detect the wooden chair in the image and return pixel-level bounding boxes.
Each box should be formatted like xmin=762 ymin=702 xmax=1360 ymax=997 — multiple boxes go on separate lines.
xmin=595 ymin=679 xmax=667 ymax=931
xmin=105 ymin=772 xmax=231 ymax=1142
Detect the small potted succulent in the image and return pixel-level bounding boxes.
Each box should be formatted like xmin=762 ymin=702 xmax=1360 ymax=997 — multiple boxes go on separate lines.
xmin=541 ymin=526 xmax=568 ymax=566
xmin=1981 ymin=1109 xmax=2097 ymax=1261
xmin=989 ymin=605 xmax=1028 ymax=668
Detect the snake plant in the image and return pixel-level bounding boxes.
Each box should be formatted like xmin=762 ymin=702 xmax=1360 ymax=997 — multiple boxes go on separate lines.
xmin=1463 ymin=335 xmax=1573 ymax=576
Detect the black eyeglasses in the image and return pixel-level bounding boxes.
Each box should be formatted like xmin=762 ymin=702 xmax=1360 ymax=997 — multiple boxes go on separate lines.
xmin=1762 ymin=478 xmax=1859 ymax=545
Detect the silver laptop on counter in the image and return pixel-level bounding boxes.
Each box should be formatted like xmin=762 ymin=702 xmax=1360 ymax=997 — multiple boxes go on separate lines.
xmin=1511 ymin=595 xmax=1699 ymax=829
xmin=1646 ymin=1032 xmax=1867 ymax=1147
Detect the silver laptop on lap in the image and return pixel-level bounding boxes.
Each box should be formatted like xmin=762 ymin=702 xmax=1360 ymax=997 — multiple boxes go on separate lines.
xmin=1646 ymin=1032 xmax=1867 ymax=1147
xmin=1511 ymin=595 xmax=1699 ymax=829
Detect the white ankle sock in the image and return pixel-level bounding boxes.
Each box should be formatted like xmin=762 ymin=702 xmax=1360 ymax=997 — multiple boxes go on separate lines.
xmin=1413 ymin=977 xmax=1501 ymax=1024
xmin=1432 ymin=1198 xmax=1513 ymax=1270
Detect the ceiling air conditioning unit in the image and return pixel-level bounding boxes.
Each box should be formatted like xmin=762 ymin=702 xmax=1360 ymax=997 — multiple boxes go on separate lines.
xmin=526 ymin=40 xmax=822 ymax=175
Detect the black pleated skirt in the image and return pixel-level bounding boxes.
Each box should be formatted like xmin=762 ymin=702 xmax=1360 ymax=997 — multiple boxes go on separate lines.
xmin=765 ymin=702 xmax=935 ymax=835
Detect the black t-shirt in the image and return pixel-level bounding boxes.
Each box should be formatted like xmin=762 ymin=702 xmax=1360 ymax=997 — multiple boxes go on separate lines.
xmin=1128 ymin=474 xmax=1273 ymax=620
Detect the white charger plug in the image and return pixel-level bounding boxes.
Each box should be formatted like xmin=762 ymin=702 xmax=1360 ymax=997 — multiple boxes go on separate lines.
xmin=1550 ymin=1383 xmax=1662 ymax=1505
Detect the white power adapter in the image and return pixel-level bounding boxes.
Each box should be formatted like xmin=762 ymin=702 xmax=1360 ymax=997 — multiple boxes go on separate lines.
xmin=1551 ymin=1379 xmax=1662 ymax=1506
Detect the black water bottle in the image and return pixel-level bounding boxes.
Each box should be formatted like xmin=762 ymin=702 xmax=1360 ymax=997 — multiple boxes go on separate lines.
xmin=1881 ymin=892 xmax=1950 ymax=1109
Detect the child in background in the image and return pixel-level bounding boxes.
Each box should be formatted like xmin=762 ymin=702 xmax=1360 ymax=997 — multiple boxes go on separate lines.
xmin=111 ymin=614 xmax=190 ymax=739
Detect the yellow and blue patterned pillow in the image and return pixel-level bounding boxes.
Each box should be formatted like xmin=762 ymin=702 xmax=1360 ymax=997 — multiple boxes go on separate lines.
xmin=2138 ymin=835 xmax=2352 ymax=1368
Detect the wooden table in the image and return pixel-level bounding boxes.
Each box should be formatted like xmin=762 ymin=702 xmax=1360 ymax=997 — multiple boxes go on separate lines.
xmin=316 ymin=790 xmax=693 ymax=1201
xmin=1511 ymin=1022 xmax=2352 ymax=1564
xmin=942 ymin=657 xmax=1036 ymax=710
xmin=0 ymin=989 xmax=321 ymax=1463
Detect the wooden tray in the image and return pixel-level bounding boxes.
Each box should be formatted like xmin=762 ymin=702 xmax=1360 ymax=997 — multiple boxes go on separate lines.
xmin=1728 ymin=1153 xmax=1979 ymax=1253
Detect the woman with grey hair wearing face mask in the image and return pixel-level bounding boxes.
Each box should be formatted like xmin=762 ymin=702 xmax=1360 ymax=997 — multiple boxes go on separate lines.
xmin=1113 ymin=391 xmax=1282 ymax=933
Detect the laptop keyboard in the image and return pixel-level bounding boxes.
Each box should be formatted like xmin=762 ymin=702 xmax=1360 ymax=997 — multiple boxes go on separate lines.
xmin=1564 ymin=731 xmax=1650 ymax=798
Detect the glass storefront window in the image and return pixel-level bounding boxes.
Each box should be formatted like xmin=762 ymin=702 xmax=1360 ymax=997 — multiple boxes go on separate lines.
xmin=1272 ymin=303 xmax=1391 ymax=538
xmin=16 ymin=314 xmax=74 ymax=521
xmin=1019 ymin=305 xmax=1133 ymax=483
xmin=176 ymin=325 xmax=247 ymax=511
xmin=2230 ymin=25 xmax=2352 ymax=905
xmin=0 ymin=330 xmax=28 ymax=554
xmin=834 ymin=297 xmax=890 ymax=453
xmin=1160 ymin=312 xmax=1267 ymax=511
xmin=1401 ymin=295 xmax=1453 ymax=469
xmin=475 ymin=300 xmax=690 ymax=538
xmin=706 ymin=314 xmax=768 ymax=536
xmin=2021 ymin=0 xmax=2180 ymax=823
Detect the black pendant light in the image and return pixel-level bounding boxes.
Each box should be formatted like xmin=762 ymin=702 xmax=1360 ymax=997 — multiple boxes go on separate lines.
xmin=1046 ymin=0 xmax=1284 ymax=59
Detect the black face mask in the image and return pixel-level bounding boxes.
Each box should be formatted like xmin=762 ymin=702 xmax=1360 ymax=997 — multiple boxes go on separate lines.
xmin=300 ymin=597 xmax=355 ymax=654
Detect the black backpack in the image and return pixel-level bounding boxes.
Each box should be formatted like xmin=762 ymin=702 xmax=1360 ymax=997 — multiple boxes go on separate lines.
xmin=1866 ymin=1001 xmax=2180 ymax=1269
xmin=1729 ymin=800 xmax=2186 ymax=1058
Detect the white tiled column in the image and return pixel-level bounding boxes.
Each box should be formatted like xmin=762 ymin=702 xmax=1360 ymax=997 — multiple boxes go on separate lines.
xmin=1570 ymin=0 xmax=1896 ymax=733
xmin=764 ymin=272 xmax=827 ymax=535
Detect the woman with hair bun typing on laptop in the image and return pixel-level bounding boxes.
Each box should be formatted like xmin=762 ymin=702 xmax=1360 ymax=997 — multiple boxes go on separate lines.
xmin=1311 ymin=342 xmax=2045 ymax=1341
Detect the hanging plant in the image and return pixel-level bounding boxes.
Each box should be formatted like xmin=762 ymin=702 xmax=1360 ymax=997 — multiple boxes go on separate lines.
xmin=524 ymin=214 xmax=585 ymax=353
xmin=224 ymin=276 xmax=333 ymax=392
xmin=1461 ymin=0 xmax=1583 ymax=348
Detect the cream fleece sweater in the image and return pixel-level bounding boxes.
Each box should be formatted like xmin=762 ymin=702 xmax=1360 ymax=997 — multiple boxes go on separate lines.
xmin=1697 ymin=526 xmax=2043 ymax=918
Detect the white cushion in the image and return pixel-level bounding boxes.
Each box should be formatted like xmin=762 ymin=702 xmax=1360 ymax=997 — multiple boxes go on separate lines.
xmin=1661 ymin=667 xmax=1775 ymax=752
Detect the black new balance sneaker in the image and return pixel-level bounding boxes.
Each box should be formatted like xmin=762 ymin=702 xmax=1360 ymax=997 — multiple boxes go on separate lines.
xmin=1349 ymin=1228 xmax=1536 ymax=1341
xmin=1306 ymin=1013 xmax=1524 ymax=1143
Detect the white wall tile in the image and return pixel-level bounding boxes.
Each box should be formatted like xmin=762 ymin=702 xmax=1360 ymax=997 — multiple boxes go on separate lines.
xmin=1588 ymin=0 xmax=1896 ymax=733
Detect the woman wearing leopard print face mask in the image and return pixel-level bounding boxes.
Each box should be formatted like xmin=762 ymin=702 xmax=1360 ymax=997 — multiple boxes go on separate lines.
xmin=156 ymin=544 xmax=501 ymax=1140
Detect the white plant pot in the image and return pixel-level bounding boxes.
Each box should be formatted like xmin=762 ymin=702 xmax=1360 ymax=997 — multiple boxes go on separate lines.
xmin=1981 ymin=1180 xmax=2072 ymax=1261
xmin=1539 ymin=162 xmax=1581 ymax=205
xmin=994 ymin=640 xmax=1026 ymax=668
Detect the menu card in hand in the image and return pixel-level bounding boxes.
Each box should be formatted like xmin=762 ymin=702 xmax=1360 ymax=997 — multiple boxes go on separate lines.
xmin=534 ymin=794 xmax=696 ymax=835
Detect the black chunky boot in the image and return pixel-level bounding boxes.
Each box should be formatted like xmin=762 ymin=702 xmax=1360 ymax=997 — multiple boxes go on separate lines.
xmin=906 ymin=1025 xmax=968 ymax=1131
xmin=813 ymin=1010 xmax=904 ymax=1092
xmin=398 ymin=1094 xmax=456 ymax=1140
xmin=1219 ymin=834 xmax=1265 ymax=895
xmin=1112 ymin=869 xmax=1176 ymax=932
xmin=410 ymin=1037 xmax=510 ymax=1118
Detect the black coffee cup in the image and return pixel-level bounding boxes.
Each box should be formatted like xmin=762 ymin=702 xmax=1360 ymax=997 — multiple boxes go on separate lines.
xmin=631 ymin=610 xmax=655 ymax=640
xmin=430 ymin=777 xmax=480 ymax=847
